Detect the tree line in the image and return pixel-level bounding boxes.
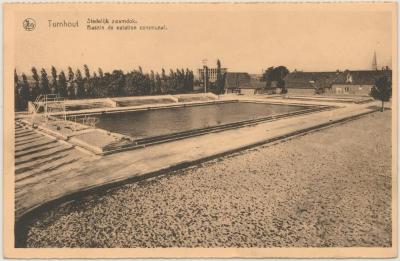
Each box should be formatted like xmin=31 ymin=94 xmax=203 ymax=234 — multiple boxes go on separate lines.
xmin=14 ymin=65 xmax=195 ymax=111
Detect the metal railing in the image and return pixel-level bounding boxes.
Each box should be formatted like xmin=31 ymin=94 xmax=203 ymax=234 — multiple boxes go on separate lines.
xmin=65 ymin=114 xmax=99 ymax=131
xmin=32 ymin=95 xmax=100 ymax=132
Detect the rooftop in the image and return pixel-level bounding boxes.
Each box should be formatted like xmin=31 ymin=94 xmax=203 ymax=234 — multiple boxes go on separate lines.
xmin=285 ymin=69 xmax=392 ymax=89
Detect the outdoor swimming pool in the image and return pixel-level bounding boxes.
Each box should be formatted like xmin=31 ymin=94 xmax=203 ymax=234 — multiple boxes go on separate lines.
xmin=94 ymin=101 xmax=310 ymax=140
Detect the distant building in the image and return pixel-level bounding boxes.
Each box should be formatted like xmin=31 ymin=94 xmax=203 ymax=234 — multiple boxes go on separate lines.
xmin=197 ymin=67 xmax=227 ymax=83
xmin=224 ymin=72 xmax=264 ymax=95
xmin=285 ymin=71 xmax=339 ymax=95
xmin=329 ymin=69 xmax=392 ymax=96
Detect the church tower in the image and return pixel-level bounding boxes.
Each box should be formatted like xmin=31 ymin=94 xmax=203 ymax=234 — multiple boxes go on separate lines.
xmin=372 ymin=50 xmax=378 ymax=70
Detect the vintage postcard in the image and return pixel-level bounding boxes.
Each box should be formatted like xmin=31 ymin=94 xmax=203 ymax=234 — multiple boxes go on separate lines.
xmin=3 ymin=2 xmax=397 ymax=258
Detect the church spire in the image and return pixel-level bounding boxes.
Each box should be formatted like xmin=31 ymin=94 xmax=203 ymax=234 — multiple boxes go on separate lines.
xmin=372 ymin=50 xmax=378 ymax=70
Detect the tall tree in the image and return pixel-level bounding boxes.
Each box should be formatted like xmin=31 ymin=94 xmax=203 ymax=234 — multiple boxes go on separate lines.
xmin=150 ymin=70 xmax=156 ymax=94
xmin=67 ymin=67 xmax=75 ymax=98
xmin=92 ymin=71 xmax=106 ymax=97
xmin=31 ymin=67 xmax=40 ymax=100
xmin=14 ymin=70 xmax=20 ymax=110
xmin=50 ymin=66 xmax=58 ymax=94
xmin=75 ymin=69 xmax=84 ymax=98
xmin=216 ymin=59 xmax=226 ymax=95
xmin=169 ymin=69 xmax=177 ymax=93
xmin=188 ymin=70 xmax=194 ymax=92
xmin=20 ymin=73 xmax=30 ymax=110
xmin=58 ymin=71 xmax=68 ymax=97
xmin=203 ymin=66 xmax=209 ymax=93
xmin=370 ymin=76 xmax=392 ymax=112
xmin=144 ymin=73 xmax=151 ymax=95
xmin=155 ymin=73 xmax=162 ymax=94
xmin=98 ymin=67 xmax=104 ymax=78
xmin=83 ymin=64 xmax=91 ymax=79
xmin=67 ymin=67 xmax=75 ymax=82
xmin=161 ymin=68 xmax=167 ymax=93
xmin=14 ymin=69 xmax=19 ymax=86
xmin=39 ymin=68 xmax=50 ymax=94
xmin=83 ymin=65 xmax=91 ymax=96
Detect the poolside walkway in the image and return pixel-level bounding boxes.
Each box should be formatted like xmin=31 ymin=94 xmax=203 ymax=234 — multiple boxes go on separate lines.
xmin=14 ymin=98 xmax=383 ymax=220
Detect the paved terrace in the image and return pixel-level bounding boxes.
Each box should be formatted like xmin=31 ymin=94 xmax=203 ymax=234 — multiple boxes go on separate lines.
xmin=14 ymin=96 xmax=381 ymax=221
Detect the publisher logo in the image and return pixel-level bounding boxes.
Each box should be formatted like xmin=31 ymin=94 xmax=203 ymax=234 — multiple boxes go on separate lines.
xmin=23 ymin=18 xmax=36 ymax=31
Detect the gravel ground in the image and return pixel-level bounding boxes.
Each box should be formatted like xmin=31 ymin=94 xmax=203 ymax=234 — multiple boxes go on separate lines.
xmin=23 ymin=111 xmax=392 ymax=248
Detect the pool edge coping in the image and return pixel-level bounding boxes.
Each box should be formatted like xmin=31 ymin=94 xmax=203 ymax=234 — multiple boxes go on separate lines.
xmin=18 ymin=100 xmax=338 ymax=156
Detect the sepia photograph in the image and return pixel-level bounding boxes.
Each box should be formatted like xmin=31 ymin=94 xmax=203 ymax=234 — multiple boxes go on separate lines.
xmin=3 ymin=2 xmax=397 ymax=258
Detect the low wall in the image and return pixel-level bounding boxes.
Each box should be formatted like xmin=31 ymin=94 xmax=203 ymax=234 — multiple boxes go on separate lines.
xmin=240 ymin=89 xmax=257 ymax=95
xmin=113 ymin=95 xmax=178 ymax=107
xmin=174 ymin=93 xmax=218 ymax=102
xmin=288 ymin=88 xmax=315 ymax=95
xmin=65 ymin=99 xmax=117 ymax=110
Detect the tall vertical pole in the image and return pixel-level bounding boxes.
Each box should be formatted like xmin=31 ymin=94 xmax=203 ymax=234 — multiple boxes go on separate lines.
xmin=202 ymin=59 xmax=208 ymax=93
xmin=372 ymin=50 xmax=378 ymax=70
xmin=203 ymin=65 xmax=207 ymax=93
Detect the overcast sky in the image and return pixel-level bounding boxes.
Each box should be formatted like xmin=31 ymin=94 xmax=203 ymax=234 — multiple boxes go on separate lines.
xmin=13 ymin=3 xmax=394 ymax=75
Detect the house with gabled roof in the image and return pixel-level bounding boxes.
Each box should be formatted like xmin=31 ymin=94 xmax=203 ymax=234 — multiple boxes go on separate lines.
xmin=328 ymin=69 xmax=392 ymax=96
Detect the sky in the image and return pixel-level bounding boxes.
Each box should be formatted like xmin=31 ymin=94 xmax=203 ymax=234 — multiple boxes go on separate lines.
xmin=11 ymin=3 xmax=394 ymax=75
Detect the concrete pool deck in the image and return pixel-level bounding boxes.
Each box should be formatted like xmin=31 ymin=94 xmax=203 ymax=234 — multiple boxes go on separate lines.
xmin=14 ymin=96 xmax=382 ymax=221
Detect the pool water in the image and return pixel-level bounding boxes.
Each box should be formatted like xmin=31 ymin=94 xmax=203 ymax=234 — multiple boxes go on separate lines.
xmin=95 ymin=102 xmax=308 ymax=139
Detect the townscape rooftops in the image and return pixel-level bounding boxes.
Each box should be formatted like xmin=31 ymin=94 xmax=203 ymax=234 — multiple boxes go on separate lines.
xmin=285 ymin=69 xmax=392 ymax=89
xmin=285 ymin=71 xmax=340 ymax=89
xmin=333 ymin=70 xmax=392 ymax=85
xmin=225 ymin=72 xmax=265 ymax=89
